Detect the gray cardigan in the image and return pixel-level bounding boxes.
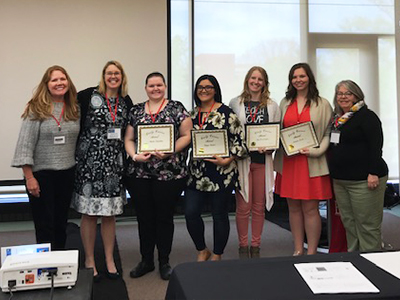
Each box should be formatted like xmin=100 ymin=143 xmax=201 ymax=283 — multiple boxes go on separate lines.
xmin=12 ymin=102 xmax=80 ymax=172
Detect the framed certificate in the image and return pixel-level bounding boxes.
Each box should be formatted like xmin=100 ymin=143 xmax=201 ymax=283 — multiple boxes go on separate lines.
xmin=280 ymin=121 xmax=319 ymax=156
xmin=245 ymin=123 xmax=280 ymax=151
xmin=137 ymin=124 xmax=175 ymax=153
xmin=192 ymin=129 xmax=229 ymax=159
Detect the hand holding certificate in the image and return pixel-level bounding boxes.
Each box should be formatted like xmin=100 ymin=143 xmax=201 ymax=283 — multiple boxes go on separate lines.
xmin=192 ymin=129 xmax=229 ymax=159
xmin=137 ymin=124 xmax=175 ymax=154
xmin=246 ymin=123 xmax=280 ymax=151
xmin=280 ymin=121 xmax=319 ymax=156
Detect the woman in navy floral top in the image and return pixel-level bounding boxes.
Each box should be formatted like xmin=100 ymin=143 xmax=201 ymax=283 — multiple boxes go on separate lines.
xmin=185 ymin=74 xmax=247 ymax=261
xmin=124 ymin=72 xmax=192 ymax=280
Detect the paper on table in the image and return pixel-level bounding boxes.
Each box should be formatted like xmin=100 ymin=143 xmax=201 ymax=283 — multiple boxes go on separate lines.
xmin=294 ymin=262 xmax=379 ymax=294
xmin=361 ymin=251 xmax=400 ymax=280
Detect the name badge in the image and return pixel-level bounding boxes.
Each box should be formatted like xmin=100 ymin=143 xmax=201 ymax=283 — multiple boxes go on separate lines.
xmin=107 ymin=127 xmax=121 ymax=140
xmin=330 ymin=130 xmax=340 ymax=144
xmin=54 ymin=136 xmax=66 ymax=145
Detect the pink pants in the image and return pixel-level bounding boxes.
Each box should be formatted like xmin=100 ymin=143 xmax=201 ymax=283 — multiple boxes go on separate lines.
xmin=235 ymin=163 xmax=266 ymax=247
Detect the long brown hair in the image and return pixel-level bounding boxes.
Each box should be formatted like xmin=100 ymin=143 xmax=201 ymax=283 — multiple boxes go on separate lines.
xmin=285 ymin=63 xmax=320 ymax=107
xmin=239 ymin=66 xmax=271 ymax=107
xmin=22 ymin=65 xmax=79 ymax=121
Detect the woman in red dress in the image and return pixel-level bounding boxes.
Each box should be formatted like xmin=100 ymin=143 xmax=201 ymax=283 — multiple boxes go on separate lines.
xmin=274 ymin=63 xmax=332 ymax=255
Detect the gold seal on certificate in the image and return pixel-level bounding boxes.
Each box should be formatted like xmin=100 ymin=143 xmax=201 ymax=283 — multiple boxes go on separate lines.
xmin=192 ymin=129 xmax=229 ymax=159
xmin=245 ymin=123 xmax=280 ymax=151
xmin=280 ymin=121 xmax=319 ymax=156
xmin=137 ymin=124 xmax=175 ymax=153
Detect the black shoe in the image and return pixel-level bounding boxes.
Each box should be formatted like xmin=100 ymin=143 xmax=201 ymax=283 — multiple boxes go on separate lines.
xmin=130 ymin=261 xmax=155 ymax=278
xmin=93 ymin=273 xmax=102 ymax=283
xmin=159 ymin=263 xmax=172 ymax=281
xmin=106 ymin=269 xmax=121 ymax=279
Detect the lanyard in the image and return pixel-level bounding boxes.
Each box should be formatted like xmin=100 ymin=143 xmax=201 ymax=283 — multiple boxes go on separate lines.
xmin=147 ymin=98 xmax=166 ymax=123
xmin=106 ymin=94 xmax=119 ymax=123
xmin=248 ymin=102 xmax=260 ymax=123
xmin=51 ymin=102 xmax=65 ymax=131
xmin=198 ymin=102 xmax=215 ymax=129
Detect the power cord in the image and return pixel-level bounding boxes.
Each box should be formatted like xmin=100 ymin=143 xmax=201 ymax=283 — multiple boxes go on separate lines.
xmin=47 ymin=268 xmax=58 ymax=300
xmin=7 ymin=280 xmax=16 ymax=300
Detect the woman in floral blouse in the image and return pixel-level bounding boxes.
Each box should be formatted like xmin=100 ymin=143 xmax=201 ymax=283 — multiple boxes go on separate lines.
xmin=185 ymin=74 xmax=247 ymax=261
xmin=124 ymin=72 xmax=192 ymax=280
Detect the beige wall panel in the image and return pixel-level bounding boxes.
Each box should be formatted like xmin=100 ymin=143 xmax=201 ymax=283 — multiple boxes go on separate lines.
xmin=0 ymin=0 xmax=167 ymax=180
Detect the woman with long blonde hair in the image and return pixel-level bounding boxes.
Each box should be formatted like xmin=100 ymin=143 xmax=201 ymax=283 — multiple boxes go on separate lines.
xmin=12 ymin=65 xmax=80 ymax=249
xmin=229 ymin=66 xmax=280 ymax=258
xmin=71 ymin=60 xmax=133 ymax=281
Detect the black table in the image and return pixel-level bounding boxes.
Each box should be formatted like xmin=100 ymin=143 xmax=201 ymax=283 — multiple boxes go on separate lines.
xmin=0 ymin=269 xmax=93 ymax=300
xmin=165 ymin=252 xmax=400 ymax=300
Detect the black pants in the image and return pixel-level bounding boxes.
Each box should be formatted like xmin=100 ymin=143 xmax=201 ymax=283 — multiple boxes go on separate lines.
xmin=126 ymin=177 xmax=186 ymax=265
xmin=185 ymin=188 xmax=232 ymax=255
xmin=27 ymin=167 xmax=75 ymax=250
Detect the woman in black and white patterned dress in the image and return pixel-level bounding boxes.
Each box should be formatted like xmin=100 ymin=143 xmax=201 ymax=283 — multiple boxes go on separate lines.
xmin=71 ymin=61 xmax=133 ymax=280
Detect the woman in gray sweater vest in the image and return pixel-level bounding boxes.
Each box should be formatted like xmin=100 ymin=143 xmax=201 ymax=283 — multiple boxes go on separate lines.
xmin=12 ymin=65 xmax=80 ymax=250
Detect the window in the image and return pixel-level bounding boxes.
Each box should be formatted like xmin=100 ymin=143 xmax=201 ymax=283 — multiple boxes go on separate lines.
xmin=170 ymin=0 xmax=398 ymax=178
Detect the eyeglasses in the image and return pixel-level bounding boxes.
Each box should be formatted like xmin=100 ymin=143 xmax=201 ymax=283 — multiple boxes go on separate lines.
xmin=197 ymin=85 xmax=214 ymax=92
xmin=337 ymin=92 xmax=352 ymax=97
xmin=105 ymin=72 xmax=121 ymax=77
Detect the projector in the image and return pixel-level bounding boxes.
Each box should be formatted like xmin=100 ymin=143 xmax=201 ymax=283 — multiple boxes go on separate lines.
xmin=0 ymin=250 xmax=78 ymax=292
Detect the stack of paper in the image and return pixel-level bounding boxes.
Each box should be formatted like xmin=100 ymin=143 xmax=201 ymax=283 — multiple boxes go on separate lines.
xmin=294 ymin=262 xmax=379 ymax=294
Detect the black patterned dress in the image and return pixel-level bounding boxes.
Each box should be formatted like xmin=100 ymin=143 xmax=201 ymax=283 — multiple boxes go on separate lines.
xmin=126 ymin=100 xmax=190 ymax=180
xmin=71 ymin=88 xmax=133 ymax=216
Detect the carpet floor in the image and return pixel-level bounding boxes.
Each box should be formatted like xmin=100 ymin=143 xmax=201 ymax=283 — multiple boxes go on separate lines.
xmin=1 ymin=212 xmax=399 ymax=300
xmin=65 ymin=222 xmax=129 ymax=300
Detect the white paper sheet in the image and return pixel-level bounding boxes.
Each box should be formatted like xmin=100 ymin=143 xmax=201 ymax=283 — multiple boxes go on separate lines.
xmin=361 ymin=251 xmax=400 ymax=280
xmin=294 ymin=262 xmax=379 ymax=294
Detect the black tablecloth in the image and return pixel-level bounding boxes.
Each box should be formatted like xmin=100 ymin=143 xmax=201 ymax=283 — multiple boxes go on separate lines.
xmin=166 ymin=252 xmax=400 ymax=300
xmin=0 ymin=268 xmax=93 ymax=300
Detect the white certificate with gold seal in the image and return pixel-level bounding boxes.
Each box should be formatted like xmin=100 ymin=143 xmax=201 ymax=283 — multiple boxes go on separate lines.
xmin=245 ymin=123 xmax=280 ymax=151
xmin=192 ymin=129 xmax=229 ymax=159
xmin=280 ymin=121 xmax=319 ymax=156
xmin=137 ymin=124 xmax=175 ymax=153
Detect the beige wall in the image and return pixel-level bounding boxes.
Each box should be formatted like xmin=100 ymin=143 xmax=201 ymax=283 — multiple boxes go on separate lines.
xmin=0 ymin=0 xmax=167 ymax=180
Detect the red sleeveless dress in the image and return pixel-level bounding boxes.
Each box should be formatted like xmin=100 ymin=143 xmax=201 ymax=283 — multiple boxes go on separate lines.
xmin=275 ymin=100 xmax=332 ymax=200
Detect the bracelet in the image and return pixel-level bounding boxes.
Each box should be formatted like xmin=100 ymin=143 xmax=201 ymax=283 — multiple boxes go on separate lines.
xmin=132 ymin=154 xmax=138 ymax=162
xmin=25 ymin=176 xmax=34 ymax=180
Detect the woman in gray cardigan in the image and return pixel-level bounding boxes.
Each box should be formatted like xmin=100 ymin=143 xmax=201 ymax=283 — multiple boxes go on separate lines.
xmin=12 ymin=65 xmax=80 ymax=250
xmin=230 ymin=66 xmax=280 ymax=259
